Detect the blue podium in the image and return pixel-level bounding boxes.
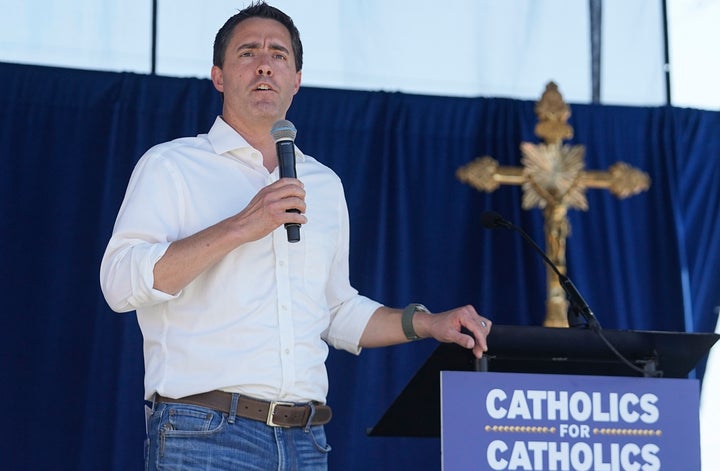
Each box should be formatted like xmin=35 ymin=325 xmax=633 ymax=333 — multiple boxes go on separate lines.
xmin=369 ymin=325 xmax=719 ymax=469
xmin=442 ymin=371 xmax=699 ymax=470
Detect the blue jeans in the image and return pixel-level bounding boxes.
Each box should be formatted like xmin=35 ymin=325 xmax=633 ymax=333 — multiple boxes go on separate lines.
xmin=145 ymin=399 xmax=331 ymax=470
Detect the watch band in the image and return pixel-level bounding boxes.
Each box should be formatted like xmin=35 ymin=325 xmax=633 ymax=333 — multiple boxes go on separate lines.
xmin=401 ymin=303 xmax=429 ymax=341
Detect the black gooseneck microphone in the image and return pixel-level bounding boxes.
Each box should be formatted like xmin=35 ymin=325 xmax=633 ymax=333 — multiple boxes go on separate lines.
xmin=481 ymin=210 xmax=660 ymax=377
xmin=480 ymin=211 xmax=599 ymax=331
xmin=271 ymin=120 xmax=301 ymax=243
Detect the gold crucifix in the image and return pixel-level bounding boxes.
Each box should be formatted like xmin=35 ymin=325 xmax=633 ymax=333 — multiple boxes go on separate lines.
xmin=457 ymin=82 xmax=651 ymax=328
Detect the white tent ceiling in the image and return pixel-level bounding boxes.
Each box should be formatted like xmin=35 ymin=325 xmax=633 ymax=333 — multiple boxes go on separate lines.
xmin=1 ymin=0 xmax=719 ymax=109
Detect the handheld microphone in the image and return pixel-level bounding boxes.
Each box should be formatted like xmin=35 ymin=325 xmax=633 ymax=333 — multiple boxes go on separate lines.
xmin=271 ymin=119 xmax=301 ymax=243
xmin=480 ymin=211 xmax=599 ymax=330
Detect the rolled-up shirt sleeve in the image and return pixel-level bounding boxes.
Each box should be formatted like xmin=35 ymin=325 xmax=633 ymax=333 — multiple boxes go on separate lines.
xmin=322 ymin=185 xmax=383 ymax=354
xmin=99 ymin=147 xmax=183 ymax=312
xmin=325 ymin=295 xmax=381 ymax=354
xmin=100 ymin=239 xmax=178 ymax=312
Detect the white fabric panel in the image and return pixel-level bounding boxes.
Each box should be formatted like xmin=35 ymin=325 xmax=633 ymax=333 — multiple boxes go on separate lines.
xmin=0 ymin=0 xmax=151 ymax=72
xmin=667 ymin=0 xmax=720 ymax=110
xmin=700 ymin=309 xmax=720 ymax=471
xmin=602 ymin=0 xmax=666 ymax=105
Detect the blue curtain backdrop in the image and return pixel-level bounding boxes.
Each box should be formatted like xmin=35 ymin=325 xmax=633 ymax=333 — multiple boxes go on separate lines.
xmin=1 ymin=62 xmax=718 ymax=470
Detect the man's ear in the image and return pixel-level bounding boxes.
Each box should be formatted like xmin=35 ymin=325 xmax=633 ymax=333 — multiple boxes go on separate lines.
xmin=211 ymin=66 xmax=224 ymax=92
xmin=293 ymin=70 xmax=302 ymax=95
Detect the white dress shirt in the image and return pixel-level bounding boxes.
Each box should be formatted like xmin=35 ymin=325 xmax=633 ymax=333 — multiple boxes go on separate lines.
xmin=100 ymin=117 xmax=381 ymax=403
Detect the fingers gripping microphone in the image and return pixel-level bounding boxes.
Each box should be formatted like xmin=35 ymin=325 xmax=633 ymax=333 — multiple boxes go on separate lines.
xmin=271 ymin=120 xmax=301 ymax=243
xmin=480 ymin=211 xmax=600 ymax=331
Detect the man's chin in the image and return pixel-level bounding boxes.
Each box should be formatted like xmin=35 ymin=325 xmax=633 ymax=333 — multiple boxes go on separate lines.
xmin=251 ymin=103 xmax=289 ymax=122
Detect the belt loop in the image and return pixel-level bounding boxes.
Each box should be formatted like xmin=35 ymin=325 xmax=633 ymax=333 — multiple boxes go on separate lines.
xmin=151 ymin=392 xmax=158 ymax=412
xmin=303 ymin=402 xmax=317 ymax=432
xmin=227 ymin=393 xmax=239 ymax=425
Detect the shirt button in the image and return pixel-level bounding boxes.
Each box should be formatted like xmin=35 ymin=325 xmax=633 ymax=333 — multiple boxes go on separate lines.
xmin=284 ymin=349 xmax=290 ymax=355
xmin=281 ymin=304 xmax=288 ymax=310
xmin=279 ymin=260 xmax=285 ymax=267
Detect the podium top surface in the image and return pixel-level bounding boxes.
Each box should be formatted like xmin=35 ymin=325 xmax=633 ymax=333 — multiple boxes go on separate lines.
xmin=478 ymin=324 xmax=718 ymax=378
xmin=368 ymin=324 xmax=719 ymax=437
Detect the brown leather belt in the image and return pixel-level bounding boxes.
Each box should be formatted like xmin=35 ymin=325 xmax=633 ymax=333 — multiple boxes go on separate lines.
xmin=155 ymin=391 xmax=332 ymax=428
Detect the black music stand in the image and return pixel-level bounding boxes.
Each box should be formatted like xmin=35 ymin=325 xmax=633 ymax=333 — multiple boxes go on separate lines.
xmin=367 ymin=324 xmax=720 ymax=437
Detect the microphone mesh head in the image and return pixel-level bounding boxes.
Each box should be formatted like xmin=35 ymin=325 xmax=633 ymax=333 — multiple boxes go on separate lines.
xmin=271 ymin=120 xmax=297 ymax=142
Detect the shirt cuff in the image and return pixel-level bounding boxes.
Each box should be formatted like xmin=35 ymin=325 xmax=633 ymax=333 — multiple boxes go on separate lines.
xmin=325 ymin=296 xmax=382 ymax=355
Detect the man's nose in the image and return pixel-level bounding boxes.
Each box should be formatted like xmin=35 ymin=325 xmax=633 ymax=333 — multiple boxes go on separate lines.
xmin=256 ymin=54 xmax=273 ymax=76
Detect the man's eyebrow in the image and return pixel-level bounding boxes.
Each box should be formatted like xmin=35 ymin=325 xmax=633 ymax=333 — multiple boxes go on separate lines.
xmin=269 ymin=43 xmax=290 ymax=54
xmin=235 ymin=42 xmax=290 ymax=54
xmin=236 ymin=42 xmax=261 ymax=51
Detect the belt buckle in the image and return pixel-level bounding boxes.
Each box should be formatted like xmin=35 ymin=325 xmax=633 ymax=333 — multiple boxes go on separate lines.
xmin=266 ymin=401 xmax=294 ymax=427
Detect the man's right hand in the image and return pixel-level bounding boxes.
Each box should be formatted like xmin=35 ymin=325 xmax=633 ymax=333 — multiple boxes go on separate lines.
xmin=152 ymin=178 xmax=306 ymax=295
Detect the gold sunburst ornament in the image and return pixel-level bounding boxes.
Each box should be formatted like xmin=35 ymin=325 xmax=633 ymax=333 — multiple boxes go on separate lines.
xmin=520 ymin=142 xmax=588 ymax=211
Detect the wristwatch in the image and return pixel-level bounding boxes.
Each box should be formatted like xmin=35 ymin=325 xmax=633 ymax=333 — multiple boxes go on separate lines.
xmin=401 ymin=303 xmax=430 ymax=341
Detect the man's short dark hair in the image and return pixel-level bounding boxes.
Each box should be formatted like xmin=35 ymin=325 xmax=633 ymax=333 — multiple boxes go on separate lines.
xmin=213 ymin=1 xmax=303 ymax=72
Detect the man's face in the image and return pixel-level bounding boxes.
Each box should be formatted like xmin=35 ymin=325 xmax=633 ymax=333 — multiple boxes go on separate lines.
xmin=212 ymin=17 xmax=302 ymax=125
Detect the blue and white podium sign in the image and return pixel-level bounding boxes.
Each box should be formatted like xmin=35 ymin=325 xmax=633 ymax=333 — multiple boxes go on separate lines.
xmin=441 ymin=371 xmax=700 ymax=471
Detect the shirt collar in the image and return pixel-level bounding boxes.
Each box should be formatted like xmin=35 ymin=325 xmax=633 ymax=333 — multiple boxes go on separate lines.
xmin=208 ymin=116 xmax=251 ymax=155
xmin=207 ymin=116 xmax=306 ymax=163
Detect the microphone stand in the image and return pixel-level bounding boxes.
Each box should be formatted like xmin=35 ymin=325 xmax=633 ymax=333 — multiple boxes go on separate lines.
xmin=483 ymin=212 xmax=662 ymax=378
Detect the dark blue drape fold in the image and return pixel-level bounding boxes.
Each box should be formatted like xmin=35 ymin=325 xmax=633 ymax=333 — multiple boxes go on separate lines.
xmin=1 ymin=62 xmax=718 ymax=470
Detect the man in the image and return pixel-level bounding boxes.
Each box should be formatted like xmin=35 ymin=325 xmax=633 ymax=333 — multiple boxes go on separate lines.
xmin=100 ymin=2 xmax=491 ymax=469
